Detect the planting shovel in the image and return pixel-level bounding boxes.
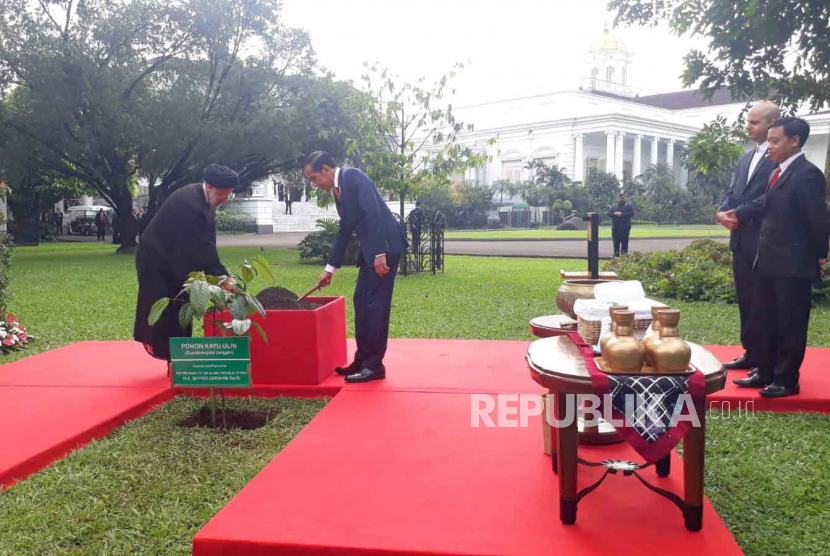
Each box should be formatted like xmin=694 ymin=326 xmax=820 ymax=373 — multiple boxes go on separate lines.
xmin=297 ymin=284 xmax=322 ymax=302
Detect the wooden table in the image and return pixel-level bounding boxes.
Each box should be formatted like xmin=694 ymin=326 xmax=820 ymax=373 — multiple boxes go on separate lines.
xmin=526 ymin=336 xmax=726 ymax=531
xmin=528 ymin=314 xmax=578 ymax=338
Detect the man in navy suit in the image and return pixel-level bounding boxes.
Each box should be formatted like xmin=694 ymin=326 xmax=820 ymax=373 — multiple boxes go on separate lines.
xmin=727 ymin=118 xmax=829 ymax=398
xmin=716 ymin=102 xmax=780 ymax=372
xmin=305 ymin=151 xmax=408 ymax=383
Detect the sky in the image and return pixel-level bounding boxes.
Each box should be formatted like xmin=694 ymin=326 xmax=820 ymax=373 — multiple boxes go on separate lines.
xmin=281 ymin=0 xmax=710 ymax=107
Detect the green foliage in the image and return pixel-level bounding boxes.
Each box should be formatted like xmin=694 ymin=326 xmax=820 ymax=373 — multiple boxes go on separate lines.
xmin=215 ymin=209 xmax=253 ymax=232
xmin=418 ymin=181 xmax=493 ymax=229
xmin=584 ymin=167 xmax=620 ymax=213
xmin=297 ymin=218 xmax=360 ymax=265
xmin=0 ymin=233 xmax=12 ymax=313
xmin=336 ymin=63 xmax=491 ymax=215
xmin=605 ymin=239 xmax=737 ymax=303
xmin=630 ymin=163 xmax=717 ymax=225
xmin=148 ymin=256 xmax=274 ymax=342
xmin=526 ymin=159 xmax=571 ymax=190
xmin=684 ymin=116 xmax=746 ymax=204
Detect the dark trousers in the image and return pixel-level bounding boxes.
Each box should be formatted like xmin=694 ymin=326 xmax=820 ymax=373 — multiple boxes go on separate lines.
xmin=748 ymin=272 xmax=813 ymax=387
xmin=612 ymin=227 xmax=630 ymax=257
xmin=731 ymin=247 xmax=756 ymax=355
xmin=97 ymin=224 xmax=106 ymax=240
xmin=353 ymin=254 xmax=400 ymax=371
xmin=285 ymin=201 xmax=292 ymax=215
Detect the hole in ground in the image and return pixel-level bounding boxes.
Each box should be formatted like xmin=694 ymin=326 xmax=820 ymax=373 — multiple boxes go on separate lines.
xmin=177 ymin=407 xmax=270 ymax=430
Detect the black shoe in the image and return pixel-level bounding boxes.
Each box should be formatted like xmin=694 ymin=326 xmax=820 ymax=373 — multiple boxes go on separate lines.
xmin=732 ymin=374 xmax=771 ymax=388
xmin=724 ymin=354 xmax=755 ymax=370
xmin=747 ymin=367 xmax=759 ymax=378
xmin=759 ymin=384 xmax=800 ymax=398
xmin=345 ymin=366 xmax=386 ymax=383
xmin=335 ymin=362 xmax=362 ymax=376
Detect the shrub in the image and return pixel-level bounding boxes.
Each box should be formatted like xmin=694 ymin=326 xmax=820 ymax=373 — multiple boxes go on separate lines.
xmin=215 ymin=209 xmax=253 ymax=232
xmin=604 ymin=239 xmax=736 ymax=303
xmin=0 ymin=232 xmax=12 ymax=313
xmin=298 ymin=219 xmax=360 ymax=265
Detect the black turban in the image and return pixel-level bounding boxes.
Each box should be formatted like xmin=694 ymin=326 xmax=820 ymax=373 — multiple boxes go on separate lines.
xmin=204 ymin=164 xmax=239 ymax=190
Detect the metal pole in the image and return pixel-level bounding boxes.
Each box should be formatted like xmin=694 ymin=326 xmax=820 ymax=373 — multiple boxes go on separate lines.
xmin=586 ymin=213 xmax=599 ymax=279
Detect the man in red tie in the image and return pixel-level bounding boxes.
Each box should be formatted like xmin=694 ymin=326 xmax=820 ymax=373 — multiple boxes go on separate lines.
xmin=715 ymin=102 xmax=780 ymax=372
xmin=304 ymin=151 xmax=408 ymax=383
xmin=728 ymin=118 xmax=829 ymax=398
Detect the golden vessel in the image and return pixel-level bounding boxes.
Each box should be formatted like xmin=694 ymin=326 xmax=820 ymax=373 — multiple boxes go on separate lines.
xmin=555 ymin=279 xmax=613 ymax=319
xmin=642 ymin=305 xmax=669 ymax=366
xmin=646 ymin=309 xmax=692 ymax=373
xmin=602 ymin=311 xmax=645 ymax=373
xmin=599 ymin=305 xmax=628 ymax=355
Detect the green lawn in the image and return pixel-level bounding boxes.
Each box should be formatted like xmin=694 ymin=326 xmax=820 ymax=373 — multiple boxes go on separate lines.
xmin=2 ymin=242 xmax=829 ymax=555
xmin=446 ymin=225 xmax=728 ymax=240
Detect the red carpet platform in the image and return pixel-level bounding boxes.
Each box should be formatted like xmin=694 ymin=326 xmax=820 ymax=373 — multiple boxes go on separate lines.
xmin=193 ymin=390 xmax=741 ymax=556
xmin=0 ymin=342 xmax=174 ymax=488
xmin=703 ymin=345 xmax=830 ymax=414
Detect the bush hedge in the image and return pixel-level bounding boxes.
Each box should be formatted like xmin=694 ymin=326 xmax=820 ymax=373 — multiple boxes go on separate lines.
xmin=298 ymin=218 xmax=360 ymax=265
xmin=604 ymin=239 xmax=736 ymax=303
xmin=0 ymin=232 xmax=12 ymax=313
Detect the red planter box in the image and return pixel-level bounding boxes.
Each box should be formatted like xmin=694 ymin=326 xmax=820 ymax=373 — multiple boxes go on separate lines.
xmin=204 ymin=296 xmax=347 ymax=386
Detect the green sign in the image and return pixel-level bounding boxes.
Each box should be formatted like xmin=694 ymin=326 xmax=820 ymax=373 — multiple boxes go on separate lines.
xmin=170 ymin=337 xmax=252 ymax=388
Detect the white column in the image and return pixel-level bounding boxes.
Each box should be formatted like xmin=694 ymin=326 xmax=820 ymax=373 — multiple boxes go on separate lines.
xmin=614 ymin=131 xmax=625 ymax=181
xmin=666 ymin=139 xmax=675 ymax=169
xmin=573 ymin=134 xmax=584 ymax=182
xmin=650 ymin=137 xmax=659 ymax=167
xmin=632 ymin=134 xmax=642 ymax=179
xmin=605 ymin=131 xmax=616 ymax=174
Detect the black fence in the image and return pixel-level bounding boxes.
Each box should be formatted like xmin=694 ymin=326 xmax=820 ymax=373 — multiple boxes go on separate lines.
xmin=397 ymin=209 xmax=445 ymax=276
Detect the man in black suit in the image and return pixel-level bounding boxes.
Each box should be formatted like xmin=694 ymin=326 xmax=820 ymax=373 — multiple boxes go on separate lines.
xmin=133 ymin=164 xmax=237 ymax=361
xmin=716 ymin=102 xmax=780 ymax=371
xmin=305 ymin=151 xmax=407 ymax=383
xmin=726 ymin=118 xmax=829 ymax=398
xmin=607 ymin=193 xmax=634 ymax=257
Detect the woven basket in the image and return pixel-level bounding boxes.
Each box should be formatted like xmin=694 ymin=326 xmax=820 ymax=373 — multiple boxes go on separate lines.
xmin=577 ymin=315 xmax=652 ymax=345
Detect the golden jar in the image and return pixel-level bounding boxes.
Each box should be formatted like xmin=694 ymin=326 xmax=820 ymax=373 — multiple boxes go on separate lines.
xmin=647 ymin=309 xmax=692 ymax=374
xmin=602 ymin=311 xmax=645 ymax=373
xmin=555 ymin=279 xmax=613 ymax=319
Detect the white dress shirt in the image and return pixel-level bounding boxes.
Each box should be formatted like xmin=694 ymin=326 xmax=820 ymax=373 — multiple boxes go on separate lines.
xmin=747 ymin=141 xmax=768 ymax=181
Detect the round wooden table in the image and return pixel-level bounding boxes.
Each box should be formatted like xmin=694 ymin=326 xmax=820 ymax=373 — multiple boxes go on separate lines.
xmin=528 ymin=314 xmax=578 ymax=338
xmin=526 ymin=336 xmax=726 ymax=531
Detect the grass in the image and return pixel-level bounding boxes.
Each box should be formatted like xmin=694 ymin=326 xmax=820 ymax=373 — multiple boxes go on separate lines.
xmin=3 ymin=241 xmax=830 ymax=555
xmin=445 ymin=225 xmax=728 ymax=240
xmin=705 ymin=412 xmax=830 ymax=556
xmin=0 ymin=396 xmax=325 ymax=555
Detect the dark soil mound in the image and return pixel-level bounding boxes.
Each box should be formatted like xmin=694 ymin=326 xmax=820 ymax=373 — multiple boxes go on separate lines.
xmin=256 ymin=286 xmax=317 ymax=310
xmin=178 ymin=407 xmax=270 ymax=430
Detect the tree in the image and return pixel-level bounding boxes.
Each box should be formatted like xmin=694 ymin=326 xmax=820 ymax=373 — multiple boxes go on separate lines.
xmin=683 ymin=116 xmax=746 ymax=204
xmin=583 ymin=168 xmax=620 ymax=214
xmin=0 ymin=0 xmax=324 ymax=251
xmin=491 ymin=179 xmax=513 ymax=210
xmin=610 ymin=0 xmax=830 ymax=193
xmin=527 ymin=159 xmax=571 ymax=189
xmin=339 ymin=63 xmax=490 ymax=218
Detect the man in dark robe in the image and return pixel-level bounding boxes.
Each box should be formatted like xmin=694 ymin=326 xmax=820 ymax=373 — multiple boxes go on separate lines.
xmin=133 ymin=164 xmax=238 ymax=361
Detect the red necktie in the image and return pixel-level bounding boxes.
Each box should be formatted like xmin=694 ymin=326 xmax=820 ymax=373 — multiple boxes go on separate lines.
xmin=333 ymin=187 xmax=341 ymax=201
xmin=768 ymin=168 xmax=781 ymax=189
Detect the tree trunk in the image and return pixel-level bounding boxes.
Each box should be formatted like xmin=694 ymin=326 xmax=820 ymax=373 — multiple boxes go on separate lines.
xmin=399 ymin=193 xmax=405 ymax=222
xmin=110 ymin=182 xmax=138 ymax=253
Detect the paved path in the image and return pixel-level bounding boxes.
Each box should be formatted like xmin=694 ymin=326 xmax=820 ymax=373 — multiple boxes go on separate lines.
xmin=213 ymin=233 xmax=727 ymax=259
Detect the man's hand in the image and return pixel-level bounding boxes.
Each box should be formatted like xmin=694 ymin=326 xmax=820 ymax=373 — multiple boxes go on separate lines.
xmin=614 ymin=211 xmax=622 ymax=216
xmin=316 ymin=271 xmax=333 ymax=289
xmin=374 ymin=254 xmax=390 ymax=277
xmin=717 ymin=210 xmax=740 ymax=231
